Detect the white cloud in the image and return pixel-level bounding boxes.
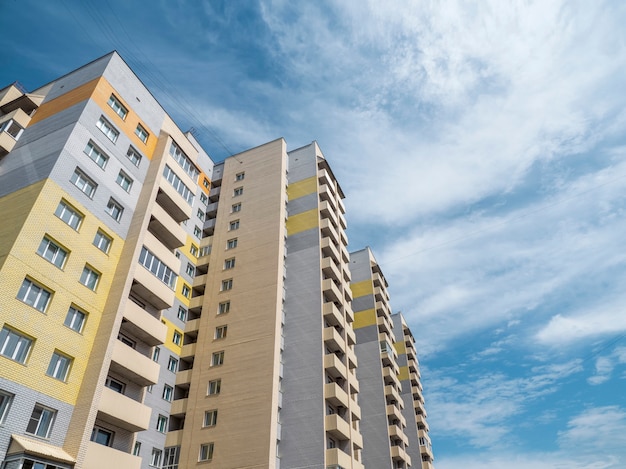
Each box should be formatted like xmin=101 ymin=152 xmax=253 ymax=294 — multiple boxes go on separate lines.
xmin=558 ymin=406 xmax=626 ymax=451
xmin=587 ymin=346 xmax=626 ymax=385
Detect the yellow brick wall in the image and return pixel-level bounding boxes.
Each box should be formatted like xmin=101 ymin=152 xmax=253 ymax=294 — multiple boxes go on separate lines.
xmin=0 ymin=180 xmax=124 ymax=405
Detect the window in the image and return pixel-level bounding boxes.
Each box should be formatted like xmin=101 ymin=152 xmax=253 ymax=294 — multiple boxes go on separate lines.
xmin=193 ymin=225 xmax=201 ymax=238
xmin=224 ymin=258 xmax=235 ymax=270
xmin=218 ymin=301 xmax=230 ymax=315
xmin=150 ymin=448 xmax=163 ymax=467
xmin=233 ymin=187 xmax=243 ymax=197
xmin=200 ymin=193 xmax=208 ymax=205
xmin=46 ymin=351 xmax=72 ymax=381
xmin=118 ymin=333 xmax=136 ymax=348
xmin=177 ymin=306 xmax=187 ymax=322
xmin=0 ymin=327 xmax=32 ymax=363
xmin=116 ymin=171 xmax=133 ymax=192
xmin=162 ymin=384 xmax=173 ymax=402
xmin=229 ymin=220 xmax=240 ymax=231
xmin=18 ymin=278 xmax=52 ymax=312
xmin=211 ymin=351 xmax=224 ymax=366
xmin=235 ymin=172 xmax=245 ymax=181
xmin=197 ymin=208 xmax=205 ymax=221
xmin=203 ymin=178 xmax=210 ymax=189
xmin=84 ymin=141 xmax=109 ymax=168
xmin=133 ymin=441 xmax=142 ymax=456
xmin=231 ymin=203 xmax=241 ymax=213
xmin=190 ymin=244 xmax=198 ymax=256
xmin=106 ymin=198 xmax=124 ymax=222
xmin=173 ymin=331 xmax=182 ymax=346
xmin=80 ymin=265 xmax=100 ymax=291
xmin=26 ymin=405 xmax=56 ymax=438
xmin=37 ymin=237 xmax=68 ymax=268
xmin=64 ymin=306 xmax=86 ymax=333
xmin=169 ymin=142 xmax=199 ymax=179
xmin=107 ymin=94 xmax=128 ymax=119
xmin=203 ymin=410 xmax=218 ymax=427
xmin=135 ymin=124 xmax=149 ymax=143
xmin=156 ymin=415 xmax=168 ymax=433
xmin=226 ymin=238 xmax=238 ymax=249
xmin=55 ymin=200 xmax=83 ymax=230
xmin=199 ymin=443 xmax=214 ymax=462
xmin=71 ymin=168 xmax=97 ymax=198
xmin=105 ymin=376 xmax=125 ymax=394
xmin=167 ymin=356 xmax=178 ymax=372
xmin=127 ymin=146 xmax=142 ymax=166
xmin=163 ymin=165 xmax=195 ymax=205
xmin=327 ymin=437 xmax=337 ymax=449
xmin=153 ymin=347 xmax=160 ymax=362
xmin=97 ymin=116 xmax=119 ymax=143
xmin=181 ymin=284 xmax=191 ymax=298
xmin=139 ymin=246 xmax=178 ymax=289
xmin=0 ymin=390 xmax=13 ymax=424
xmin=93 ymin=230 xmax=112 ymax=253
xmin=91 ymin=426 xmax=114 ymax=446
xmin=200 ymin=245 xmax=211 ymax=257
xmin=215 ymin=325 xmax=227 ymax=340
xmin=221 ymin=279 xmax=232 ymax=291
xmin=0 ymin=119 xmax=24 ymax=140
xmin=208 ymin=379 xmax=221 ymax=395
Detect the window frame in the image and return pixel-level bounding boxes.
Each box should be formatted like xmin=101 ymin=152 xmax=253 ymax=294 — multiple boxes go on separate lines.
xmin=26 ymin=404 xmax=56 ymax=439
xmin=91 ymin=425 xmax=115 ymax=447
xmin=224 ymin=258 xmax=235 ymax=270
xmin=106 ymin=198 xmax=124 ymax=222
xmin=229 ymin=220 xmax=240 ymax=231
xmin=203 ymin=410 xmax=218 ymax=427
xmin=226 ymin=238 xmax=238 ymax=249
xmin=156 ymin=415 xmax=168 ymax=433
xmin=116 ymin=170 xmax=133 ymax=192
xmin=55 ymin=200 xmax=83 ymax=230
xmin=135 ymin=123 xmax=149 ymax=143
xmin=37 ymin=236 xmax=69 ymax=269
xmin=84 ymin=140 xmax=109 ymax=169
xmin=96 ymin=116 xmax=119 ymax=143
xmin=46 ymin=350 xmax=72 ymax=382
xmin=173 ymin=331 xmax=182 ymax=346
xmin=71 ymin=168 xmax=97 ymax=198
xmin=215 ymin=325 xmax=228 ymax=340
xmin=231 ymin=203 xmax=241 ymax=213
xmin=107 ymin=94 xmax=128 ymax=120
xmin=64 ymin=306 xmax=87 ymax=333
xmin=167 ymin=356 xmax=178 ymax=372
xmin=218 ymin=301 xmax=230 ymax=315
xmin=221 ymin=279 xmax=233 ymax=291
xmin=162 ymin=384 xmax=173 ymax=402
xmin=207 ymin=379 xmax=221 ymax=395
xmin=80 ymin=265 xmax=101 ymax=291
xmin=233 ymin=187 xmax=243 ymax=197
xmin=150 ymin=448 xmax=163 ymax=467
xmin=211 ymin=351 xmax=224 ymax=367
xmin=199 ymin=443 xmax=214 ymax=462
xmin=0 ymin=390 xmax=13 ymax=424
xmin=93 ymin=230 xmax=113 ymax=254
xmin=17 ymin=278 xmax=52 ymax=312
xmin=235 ymin=172 xmax=245 ymax=181
xmin=127 ymin=146 xmax=142 ymax=166
xmin=0 ymin=326 xmax=33 ymax=364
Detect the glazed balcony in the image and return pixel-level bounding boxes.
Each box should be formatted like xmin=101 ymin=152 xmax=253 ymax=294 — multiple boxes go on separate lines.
xmin=110 ymin=340 xmax=159 ymax=386
xmin=83 ymin=441 xmax=141 ymax=469
xmin=156 ymin=178 xmax=192 ymax=223
xmin=97 ymin=387 xmax=151 ymax=432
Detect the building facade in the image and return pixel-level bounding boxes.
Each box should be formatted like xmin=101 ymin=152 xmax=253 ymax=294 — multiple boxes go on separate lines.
xmin=0 ymin=52 xmax=431 ymax=469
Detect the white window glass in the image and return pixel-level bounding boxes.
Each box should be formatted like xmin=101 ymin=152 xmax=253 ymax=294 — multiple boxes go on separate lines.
xmin=135 ymin=124 xmax=149 ymax=143
xmin=138 ymin=246 xmax=178 ymax=289
xmin=80 ymin=266 xmax=100 ymax=291
xmin=106 ymin=198 xmax=124 ymax=221
xmin=55 ymin=200 xmax=83 ymax=230
xmin=127 ymin=146 xmax=142 ymax=166
xmin=169 ymin=141 xmax=199 ymax=179
xmin=71 ymin=168 xmax=97 ymax=198
xmin=84 ymin=141 xmax=109 ymax=168
xmin=156 ymin=415 xmax=168 ymax=433
xmin=96 ymin=116 xmax=119 ymax=143
xmin=167 ymin=356 xmax=178 ymax=372
xmin=163 ymin=165 xmax=194 ymax=205
xmin=37 ymin=237 xmax=68 ymax=268
xmin=116 ymin=171 xmax=133 ymax=192
xmin=150 ymin=448 xmax=162 ymax=466
xmin=0 ymin=327 xmax=32 ymax=363
xmin=17 ymin=278 xmax=52 ymax=312
xmin=64 ymin=306 xmax=86 ymax=332
xmin=46 ymin=352 xmax=72 ymax=381
xmin=26 ymin=405 xmax=56 ymax=438
xmin=107 ymin=94 xmax=128 ymax=119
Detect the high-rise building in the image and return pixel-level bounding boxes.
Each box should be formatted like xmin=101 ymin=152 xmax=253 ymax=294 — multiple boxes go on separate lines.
xmin=0 ymin=52 xmax=432 ymax=469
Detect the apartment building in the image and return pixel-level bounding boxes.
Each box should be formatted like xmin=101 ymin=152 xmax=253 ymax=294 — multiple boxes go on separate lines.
xmin=0 ymin=52 xmax=431 ymax=469
xmin=351 ymin=249 xmax=434 ymax=469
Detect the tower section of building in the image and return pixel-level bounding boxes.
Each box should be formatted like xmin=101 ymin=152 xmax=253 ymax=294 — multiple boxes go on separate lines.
xmin=280 ymin=142 xmax=363 ymax=469
xmin=0 ymin=52 xmax=214 ymax=469
xmin=350 ymin=248 xmax=411 ymax=469
xmin=391 ymin=314 xmax=434 ymax=469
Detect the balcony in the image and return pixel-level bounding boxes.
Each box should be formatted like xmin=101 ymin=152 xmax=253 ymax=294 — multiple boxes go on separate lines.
xmin=325 ymin=448 xmax=352 ymax=469
xmin=165 ymin=429 xmax=184 ymax=447
xmin=340 ymin=243 xmax=349 ymax=264
xmin=383 ymin=366 xmax=401 ymax=388
xmin=156 ymin=179 xmax=192 ymax=223
xmin=345 ymin=304 xmax=354 ymax=323
xmin=375 ymin=301 xmax=390 ymax=317
xmin=323 ymin=302 xmax=343 ymax=327
xmin=180 ymin=342 xmax=197 ymax=359
xmin=338 ymin=211 xmax=347 ymax=230
xmin=148 ymin=203 xmax=187 ymax=250
xmin=352 ymin=430 xmax=363 ymax=450
xmin=189 ymin=295 xmax=204 ymax=311
xmin=320 ymin=217 xmax=339 ymax=243
xmin=205 ymin=201 xmax=218 ymax=217
xmin=325 ymin=382 xmax=349 ymax=408
xmin=377 ymin=315 xmax=393 ymax=335
xmin=388 ymin=424 xmax=409 ymax=447
xmin=325 ymin=414 xmax=351 ymax=441
xmin=97 ymin=387 xmax=151 ymax=432
xmin=0 ymin=108 xmax=29 ymax=155
xmin=132 ymin=265 xmax=175 ymax=310
xmin=323 ymin=327 xmax=346 ymax=353
xmin=321 ymin=256 xmax=341 ymax=283
xmin=175 ymin=368 xmax=193 ymax=386
xmin=170 ymin=397 xmax=188 ymax=416
xmin=350 ymin=402 xmax=361 ymax=421
xmin=319 ymin=200 xmax=338 ymax=227
xmin=374 ymin=285 xmax=389 ymax=302
xmin=83 ymin=441 xmax=141 ymax=469
xmin=385 ymin=385 xmax=402 ymax=406
xmin=322 ymin=279 xmax=342 ymax=304
xmin=409 ymin=372 xmax=421 ymax=387
xmin=122 ymin=300 xmax=167 ymax=346
xmin=185 ymin=318 xmax=200 ymax=334
xmin=386 ymin=405 xmax=407 ymax=428
xmin=321 ymin=237 xmax=340 ymax=264
xmin=348 ymin=375 xmax=359 ymax=394
xmin=415 ymin=412 xmax=429 ymax=431
xmin=415 ymin=400 xmax=428 ymax=418
xmin=345 ymin=326 xmax=356 ymax=346
xmin=324 ymin=353 xmax=347 ymax=381
xmin=390 ymin=445 xmax=411 ymax=465
xmin=208 ymin=185 xmax=221 ymax=202
xmin=342 ymin=266 xmax=351 ymax=283
xmin=109 ymin=340 xmax=159 ymax=386
xmin=347 ymin=346 xmax=358 ymax=369
xmin=203 ymin=217 xmax=216 ymax=236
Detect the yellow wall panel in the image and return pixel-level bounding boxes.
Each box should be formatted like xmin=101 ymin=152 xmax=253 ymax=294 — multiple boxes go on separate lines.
xmin=351 ymin=279 xmax=374 ymax=298
xmin=394 ymin=340 xmax=407 ymax=355
xmin=286 ymin=209 xmax=319 ymax=236
xmin=161 ymin=317 xmax=183 ymax=355
xmin=353 ymin=308 xmax=376 ymax=330
xmin=0 ymin=180 xmax=124 ymax=405
xmin=397 ymin=366 xmax=409 ymax=381
xmin=287 ymin=176 xmax=317 ymax=201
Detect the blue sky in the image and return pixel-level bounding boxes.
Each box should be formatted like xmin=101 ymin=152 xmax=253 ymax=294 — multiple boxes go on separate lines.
xmin=2 ymin=1 xmax=626 ymax=467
